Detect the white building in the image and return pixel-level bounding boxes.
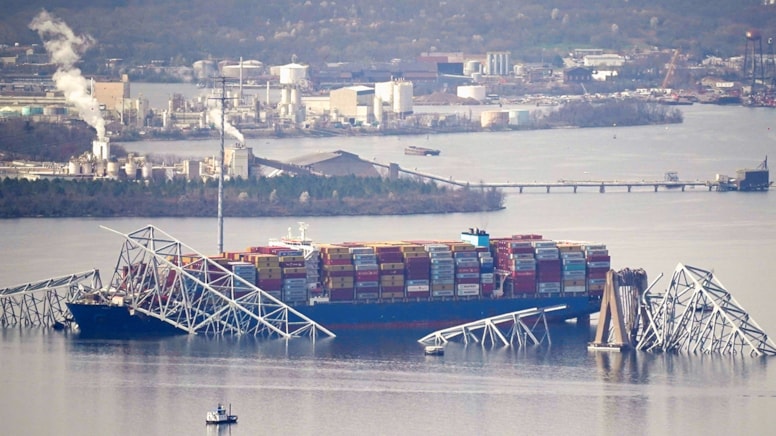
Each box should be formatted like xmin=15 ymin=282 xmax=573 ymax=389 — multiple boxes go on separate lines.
xmin=583 ymin=54 xmax=625 ymax=68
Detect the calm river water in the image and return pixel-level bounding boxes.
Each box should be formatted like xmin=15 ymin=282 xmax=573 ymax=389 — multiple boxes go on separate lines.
xmin=1 ymin=103 xmax=775 ymax=435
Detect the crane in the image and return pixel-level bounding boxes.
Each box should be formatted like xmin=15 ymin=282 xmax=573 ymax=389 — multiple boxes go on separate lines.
xmin=661 ymin=49 xmax=680 ymax=91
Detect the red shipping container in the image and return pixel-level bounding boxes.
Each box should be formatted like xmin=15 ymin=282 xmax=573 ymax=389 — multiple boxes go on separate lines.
xmin=323 ymin=258 xmax=352 ymax=266
xmin=456 ymin=266 xmax=480 ymax=274
xmin=325 ymin=270 xmax=354 ymax=278
xmin=377 ymin=253 xmax=404 ymax=263
xmin=355 ymin=270 xmax=379 ymax=280
xmin=481 ymin=283 xmax=495 ymax=295
xmin=329 ymin=288 xmax=354 ymax=301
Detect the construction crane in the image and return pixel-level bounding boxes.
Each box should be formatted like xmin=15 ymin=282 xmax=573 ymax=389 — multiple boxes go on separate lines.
xmin=661 ymin=49 xmax=680 ymax=91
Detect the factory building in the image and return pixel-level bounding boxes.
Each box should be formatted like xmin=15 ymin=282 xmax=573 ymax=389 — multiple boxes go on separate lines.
xmin=225 ymin=145 xmax=252 ymax=179
xmin=92 ymin=74 xmax=130 ymax=113
xmin=286 ymin=150 xmax=380 ymax=177
xmin=329 ymin=85 xmax=375 ymax=124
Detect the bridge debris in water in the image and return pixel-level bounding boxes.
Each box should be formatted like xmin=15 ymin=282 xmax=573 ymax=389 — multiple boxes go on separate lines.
xmin=589 ymin=264 xmax=776 ymax=356
xmin=0 ymin=270 xmax=102 ymax=328
xmin=417 ymin=304 xmax=567 ymax=348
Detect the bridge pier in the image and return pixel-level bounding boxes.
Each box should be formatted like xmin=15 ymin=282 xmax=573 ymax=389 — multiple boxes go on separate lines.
xmin=573 ymin=186 xmax=578 ymax=193
xmin=519 ymin=186 xmax=524 ymax=193
xmin=599 ymin=184 xmax=605 ymax=193
xmin=546 ymin=186 xmax=551 ymax=193
xmin=681 ymin=185 xmax=686 ymax=192
xmin=627 ymin=185 xmax=632 ymax=192
xmin=654 ymin=185 xmax=658 ymax=192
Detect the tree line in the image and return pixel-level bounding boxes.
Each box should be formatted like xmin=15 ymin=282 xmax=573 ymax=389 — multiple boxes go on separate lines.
xmin=0 ymin=175 xmax=504 ymax=218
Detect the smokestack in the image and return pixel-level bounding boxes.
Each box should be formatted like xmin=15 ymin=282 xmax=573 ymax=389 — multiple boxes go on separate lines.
xmin=29 ymin=10 xmax=106 ymax=141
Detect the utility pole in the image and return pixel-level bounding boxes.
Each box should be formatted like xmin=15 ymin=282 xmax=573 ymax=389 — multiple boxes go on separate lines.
xmin=209 ymin=76 xmax=228 ymax=255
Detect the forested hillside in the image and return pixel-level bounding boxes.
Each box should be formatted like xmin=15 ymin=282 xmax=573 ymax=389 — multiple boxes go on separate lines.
xmin=2 ymin=0 xmax=774 ymax=70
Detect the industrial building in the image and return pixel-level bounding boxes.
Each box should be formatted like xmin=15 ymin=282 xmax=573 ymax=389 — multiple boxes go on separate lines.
xmin=285 ymin=150 xmax=380 ymax=177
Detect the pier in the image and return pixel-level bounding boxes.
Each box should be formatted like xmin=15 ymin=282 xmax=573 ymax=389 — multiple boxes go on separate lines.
xmin=373 ymin=161 xmax=714 ymax=193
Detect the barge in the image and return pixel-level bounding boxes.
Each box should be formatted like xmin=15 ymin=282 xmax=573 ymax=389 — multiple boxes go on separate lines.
xmin=405 ymin=146 xmax=440 ymax=156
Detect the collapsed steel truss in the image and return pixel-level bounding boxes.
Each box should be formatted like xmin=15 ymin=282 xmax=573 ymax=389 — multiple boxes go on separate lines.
xmin=417 ymin=305 xmax=566 ymax=347
xmin=0 ymin=270 xmax=102 ymax=328
xmin=1 ymin=225 xmax=335 ymax=340
xmin=636 ymin=264 xmax=776 ymax=356
xmin=92 ymin=225 xmax=335 ymax=339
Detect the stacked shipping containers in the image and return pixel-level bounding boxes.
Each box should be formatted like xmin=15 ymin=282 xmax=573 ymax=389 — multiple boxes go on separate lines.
xmin=189 ymin=232 xmax=608 ymax=306
xmin=534 ymin=240 xmax=561 ymax=294
xmin=585 ymin=244 xmax=610 ymax=297
xmin=492 ymin=237 xmax=539 ymax=295
xmin=558 ymin=243 xmax=587 ymax=293
xmin=373 ymin=244 xmax=405 ymax=299
xmin=426 ymin=243 xmax=454 ymax=297
xmin=479 ymin=250 xmax=495 ymax=296
xmin=319 ymin=244 xmax=355 ymax=301
xmin=402 ymin=244 xmax=431 ymax=298
xmin=351 ymin=246 xmax=379 ymax=300
xmin=450 ymin=242 xmax=480 ymax=297
xmin=279 ymin=251 xmax=307 ymax=303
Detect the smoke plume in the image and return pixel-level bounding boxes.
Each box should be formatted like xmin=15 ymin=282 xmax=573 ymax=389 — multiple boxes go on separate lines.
xmin=209 ymin=107 xmax=245 ymax=144
xmin=29 ymin=10 xmax=106 ymax=141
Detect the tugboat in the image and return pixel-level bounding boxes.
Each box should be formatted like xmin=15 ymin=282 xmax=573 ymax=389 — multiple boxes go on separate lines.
xmin=424 ymin=345 xmax=445 ymax=356
xmin=205 ymin=403 xmax=238 ymax=425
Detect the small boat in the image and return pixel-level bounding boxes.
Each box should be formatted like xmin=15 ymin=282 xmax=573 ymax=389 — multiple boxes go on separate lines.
xmin=405 ymin=146 xmax=440 ymax=156
xmin=424 ymin=345 xmax=445 ymax=356
xmin=206 ymin=403 xmax=238 ymax=425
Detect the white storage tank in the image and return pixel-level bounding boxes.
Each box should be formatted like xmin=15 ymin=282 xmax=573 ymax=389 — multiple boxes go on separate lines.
xmin=392 ymin=81 xmax=414 ymax=114
xmin=373 ymin=96 xmax=383 ymax=124
xmin=375 ymin=81 xmax=394 ymax=104
xmin=95 ymin=160 xmax=106 ymax=177
xmin=142 ymin=164 xmax=152 ymax=180
xmin=107 ymin=161 xmax=120 ymax=179
xmin=68 ymin=160 xmax=80 ymax=175
xmin=81 ymin=162 xmax=93 ymax=175
xmin=508 ymin=110 xmax=531 ymax=126
xmin=279 ymin=63 xmax=308 ymax=85
xmin=464 ymin=60 xmax=481 ymax=76
xmin=480 ymin=110 xmax=509 ymax=128
xmin=457 ymin=85 xmax=487 ymax=102
xmin=125 ymin=160 xmax=137 ymax=180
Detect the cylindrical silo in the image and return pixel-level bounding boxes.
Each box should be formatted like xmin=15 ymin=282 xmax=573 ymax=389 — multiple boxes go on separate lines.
xmin=107 ymin=161 xmax=120 ymax=179
xmin=125 ymin=160 xmax=137 ymax=180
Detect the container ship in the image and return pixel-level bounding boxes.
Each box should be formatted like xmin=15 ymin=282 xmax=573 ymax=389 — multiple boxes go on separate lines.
xmin=66 ymin=228 xmax=609 ymax=334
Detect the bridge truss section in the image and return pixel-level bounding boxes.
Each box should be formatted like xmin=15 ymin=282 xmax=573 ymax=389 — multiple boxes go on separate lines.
xmin=93 ymin=225 xmax=335 ymax=340
xmin=0 ymin=270 xmax=102 ymax=328
xmin=636 ymin=264 xmax=776 ymax=356
xmin=418 ymin=305 xmax=567 ymax=348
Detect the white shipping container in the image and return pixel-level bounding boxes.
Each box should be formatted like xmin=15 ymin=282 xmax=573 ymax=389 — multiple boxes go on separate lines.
xmin=406 ymin=285 xmax=430 ymax=292
xmin=564 ymin=285 xmax=587 ymax=293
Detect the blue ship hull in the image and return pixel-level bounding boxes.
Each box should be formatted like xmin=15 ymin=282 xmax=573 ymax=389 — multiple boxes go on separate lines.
xmin=66 ymin=295 xmax=599 ymax=336
xmin=66 ymin=303 xmax=184 ymax=337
